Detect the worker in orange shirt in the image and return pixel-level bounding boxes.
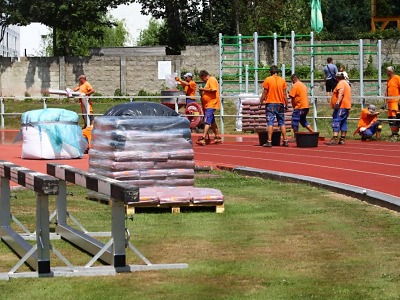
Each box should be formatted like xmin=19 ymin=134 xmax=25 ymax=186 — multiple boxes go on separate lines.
xmin=176 ymin=72 xmax=197 ymax=104
xmin=353 ymin=104 xmax=381 ymax=141
xmin=196 ymin=70 xmax=221 ymax=146
xmin=327 ymin=72 xmax=352 ymax=145
xmin=384 ymin=66 xmax=400 ymax=140
xmin=259 ymin=65 xmax=289 ymax=147
xmin=73 ymin=75 xmax=95 ymax=128
xmin=288 ymin=74 xmax=314 ymax=134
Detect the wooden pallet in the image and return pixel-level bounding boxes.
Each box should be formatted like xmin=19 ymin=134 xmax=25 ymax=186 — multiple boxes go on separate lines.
xmin=87 ymin=192 xmax=225 ymax=214
xmin=126 ymin=203 xmax=224 ymax=214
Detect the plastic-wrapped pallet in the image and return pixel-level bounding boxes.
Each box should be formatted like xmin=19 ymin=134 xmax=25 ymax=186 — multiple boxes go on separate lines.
xmin=89 ymin=102 xmax=194 ymax=188
xmin=240 ymin=97 xmax=293 ymax=132
xmin=21 ymin=108 xmax=87 ymax=159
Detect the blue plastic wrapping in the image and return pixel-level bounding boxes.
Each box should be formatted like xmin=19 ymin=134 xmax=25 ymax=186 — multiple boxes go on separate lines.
xmin=21 ymin=108 xmax=87 ymax=156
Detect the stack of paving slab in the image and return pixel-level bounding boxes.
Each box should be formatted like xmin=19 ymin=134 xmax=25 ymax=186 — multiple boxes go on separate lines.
xmin=88 ymin=102 xmax=224 ymax=211
xmin=240 ymin=96 xmax=293 ymax=132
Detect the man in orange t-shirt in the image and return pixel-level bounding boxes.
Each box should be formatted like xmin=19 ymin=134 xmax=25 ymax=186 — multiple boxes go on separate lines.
xmin=196 ymin=70 xmax=221 ymax=146
xmin=259 ymin=65 xmax=289 ymax=147
xmin=73 ymin=75 xmax=95 ymax=127
xmin=385 ymin=66 xmax=400 ymax=139
xmin=327 ymin=72 xmax=352 ymax=145
xmin=353 ymin=104 xmax=381 ymax=141
xmin=288 ymin=74 xmax=313 ymax=133
xmin=176 ymin=72 xmax=197 ymax=104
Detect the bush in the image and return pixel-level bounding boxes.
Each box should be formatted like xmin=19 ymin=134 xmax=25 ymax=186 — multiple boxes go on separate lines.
xmin=294 ymin=65 xmax=311 ymax=79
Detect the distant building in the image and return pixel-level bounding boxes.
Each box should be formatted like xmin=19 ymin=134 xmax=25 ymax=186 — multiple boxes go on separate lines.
xmin=0 ymin=25 xmax=20 ymax=57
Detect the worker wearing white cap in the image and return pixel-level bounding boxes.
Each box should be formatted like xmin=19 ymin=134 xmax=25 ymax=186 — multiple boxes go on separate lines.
xmin=354 ymin=104 xmax=382 ymax=141
xmin=385 ymin=66 xmax=400 ymax=140
xmin=176 ymin=72 xmax=197 ymax=104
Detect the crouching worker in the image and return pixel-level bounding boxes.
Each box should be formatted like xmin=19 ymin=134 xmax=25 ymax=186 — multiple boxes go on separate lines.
xmin=354 ymin=104 xmax=382 ymax=141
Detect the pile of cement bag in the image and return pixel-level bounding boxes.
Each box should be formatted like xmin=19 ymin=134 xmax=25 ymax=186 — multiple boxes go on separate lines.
xmin=89 ymin=102 xmax=194 ymax=188
xmin=240 ymin=97 xmax=293 ymax=132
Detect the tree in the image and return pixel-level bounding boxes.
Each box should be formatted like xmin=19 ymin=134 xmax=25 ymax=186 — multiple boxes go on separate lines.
xmin=38 ymin=15 xmax=131 ymax=56
xmin=319 ymin=0 xmax=370 ymax=39
xmin=136 ymin=18 xmax=165 ymax=46
xmin=0 ymin=0 xmax=32 ymax=43
xmin=0 ymin=0 xmax=134 ymax=55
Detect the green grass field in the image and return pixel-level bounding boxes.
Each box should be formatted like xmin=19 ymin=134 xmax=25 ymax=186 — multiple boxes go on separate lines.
xmin=1 ymin=172 xmax=400 ymax=299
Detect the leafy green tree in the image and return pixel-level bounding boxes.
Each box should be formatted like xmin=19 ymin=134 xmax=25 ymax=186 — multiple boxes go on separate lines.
xmin=0 ymin=0 xmax=133 ymax=55
xmin=135 ymin=0 xmax=193 ymax=54
xmin=376 ymin=0 xmax=400 ymax=16
xmin=319 ymin=0 xmax=370 ymax=39
xmin=136 ymin=18 xmax=165 ymax=46
xmin=38 ymin=15 xmax=130 ymax=56
xmin=0 ymin=0 xmax=32 ymax=43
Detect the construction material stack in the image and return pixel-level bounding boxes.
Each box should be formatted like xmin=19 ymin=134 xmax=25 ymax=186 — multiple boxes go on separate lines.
xmin=240 ymin=95 xmax=293 ymax=132
xmin=89 ymin=102 xmax=224 ymax=212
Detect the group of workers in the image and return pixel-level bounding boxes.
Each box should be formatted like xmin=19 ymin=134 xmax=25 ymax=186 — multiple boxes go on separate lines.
xmin=258 ymin=60 xmax=400 ymax=147
xmin=322 ymin=58 xmax=400 ymax=144
xmin=74 ymin=59 xmax=400 ymax=148
xmin=176 ymin=71 xmax=222 ymax=145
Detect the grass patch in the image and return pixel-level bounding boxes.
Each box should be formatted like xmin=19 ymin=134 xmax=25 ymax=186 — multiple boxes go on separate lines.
xmin=1 ymin=171 xmax=400 ymax=299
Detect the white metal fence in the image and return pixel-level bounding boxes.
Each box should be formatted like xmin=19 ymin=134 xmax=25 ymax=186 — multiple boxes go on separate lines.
xmin=0 ymin=94 xmax=398 ymax=134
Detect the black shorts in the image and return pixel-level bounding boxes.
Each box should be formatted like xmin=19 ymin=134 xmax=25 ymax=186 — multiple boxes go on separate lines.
xmin=325 ymin=78 xmax=337 ymax=92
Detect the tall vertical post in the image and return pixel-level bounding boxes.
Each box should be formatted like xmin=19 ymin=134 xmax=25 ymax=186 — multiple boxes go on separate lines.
xmin=36 ymin=194 xmax=51 ymax=274
xmin=111 ymin=200 xmax=126 ymax=268
xmin=291 ymin=30 xmax=296 ymax=75
xmin=59 ymin=56 xmax=66 ymax=90
xmin=120 ymin=57 xmax=127 ymax=95
xmin=282 ymin=64 xmax=286 ymax=80
xmin=273 ymin=32 xmax=278 ymax=66
xmin=254 ymin=32 xmax=259 ymax=95
xmin=219 ymin=33 xmax=223 ymax=97
xmin=218 ymin=33 xmax=224 ymax=134
xmin=378 ymin=39 xmax=382 ymax=97
xmin=239 ymin=34 xmax=243 ymax=93
xmin=245 ymin=64 xmax=249 ymax=94
xmin=310 ymin=32 xmax=318 ymax=132
xmin=85 ymin=98 xmax=90 ymax=127
xmin=56 ymin=180 xmax=67 ymax=226
xmin=359 ymin=39 xmax=364 ymax=109
xmin=0 ymin=177 xmax=11 ymax=227
xmin=0 ymin=98 xmax=4 ymax=129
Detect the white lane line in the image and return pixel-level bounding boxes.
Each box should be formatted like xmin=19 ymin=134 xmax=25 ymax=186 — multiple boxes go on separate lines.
xmin=207 ymin=143 xmax=400 ymax=161
xmin=200 ymin=145 xmax=400 ymax=168
xmin=195 ymin=151 xmax=400 ymax=180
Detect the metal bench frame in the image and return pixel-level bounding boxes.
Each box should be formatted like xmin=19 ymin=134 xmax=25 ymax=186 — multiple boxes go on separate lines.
xmin=47 ymin=163 xmax=188 ymax=277
xmin=0 ymin=160 xmax=59 ymax=278
xmin=0 ymin=161 xmax=187 ymax=279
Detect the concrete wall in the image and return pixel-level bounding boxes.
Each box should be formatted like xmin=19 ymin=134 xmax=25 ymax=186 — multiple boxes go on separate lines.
xmin=0 ymin=40 xmax=399 ymax=97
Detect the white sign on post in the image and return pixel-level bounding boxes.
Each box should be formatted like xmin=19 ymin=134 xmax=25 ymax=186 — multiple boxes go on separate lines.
xmin=158 ymin=61 xmax=172 ymax=80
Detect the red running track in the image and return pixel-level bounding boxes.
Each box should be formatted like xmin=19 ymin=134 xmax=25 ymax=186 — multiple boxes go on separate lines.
xmin=192 ymin=134 xmax=400 ymax=198
xmin=1 ymin=130 xmax=399 ymax=197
